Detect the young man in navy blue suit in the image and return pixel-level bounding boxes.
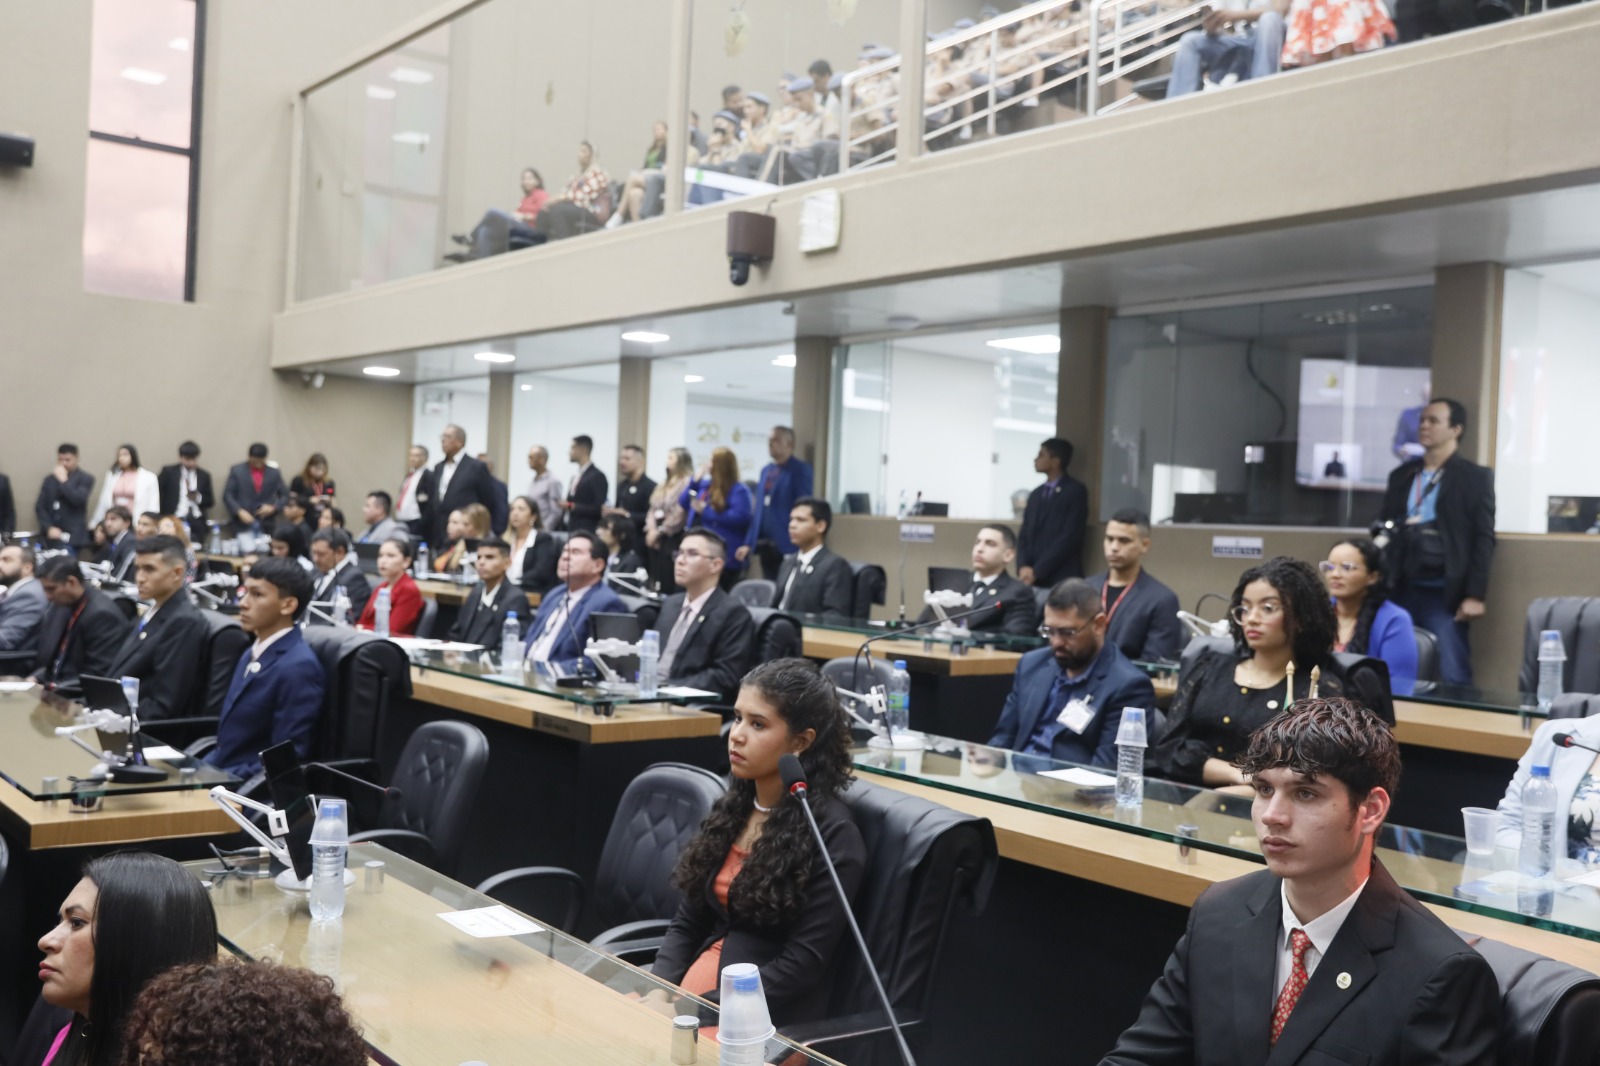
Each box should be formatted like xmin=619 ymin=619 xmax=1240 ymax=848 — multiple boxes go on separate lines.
xmin=738 ymin=425 xmax=814 ymax=580
xmin=521 ymin=530 xmax=625 ymax=672
xmin=208 ymin=556 xmax=326 ymax=779
xmin=1085 ymin=509 xmax=1184 ymax=662
xmin=1017 ymin=437 xmax=1089 ymax=588
xmin=987 ymin=578 xmax=1156 ymax=767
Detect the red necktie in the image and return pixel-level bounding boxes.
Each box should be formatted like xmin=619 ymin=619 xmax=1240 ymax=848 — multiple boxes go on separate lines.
xmin=1270 ymin=928 xmax=1312 ymax=1044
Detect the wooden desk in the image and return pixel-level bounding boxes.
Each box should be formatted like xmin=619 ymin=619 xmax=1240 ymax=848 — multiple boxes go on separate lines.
xmin=415 ymin=579 xmax=540 ymax=611
xmin=0 ymin=777 xmax=235 ymax=850
xmin=1394 ymin=699 xmax=1536 ymax=760
xmin=801 ymin=626 xmax=1023 ymax=678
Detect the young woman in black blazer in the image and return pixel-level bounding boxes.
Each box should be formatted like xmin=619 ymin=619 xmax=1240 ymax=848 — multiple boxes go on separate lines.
xmin=651 ymin=658 xmax=864 ymax=1028
xmin=505 ymin=496 xmax=559 ymax=593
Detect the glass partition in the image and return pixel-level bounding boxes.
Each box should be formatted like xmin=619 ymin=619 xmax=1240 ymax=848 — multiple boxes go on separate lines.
xmin=646 ymin=346 xmax=795 ymax=485
xmin=511 ymin=364 xmax=619 ymax=506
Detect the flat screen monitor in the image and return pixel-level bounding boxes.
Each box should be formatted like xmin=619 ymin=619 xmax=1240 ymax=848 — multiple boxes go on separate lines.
xmin=1295 ymin=359 xmax=1432 ymax=491
xmin=261 ymin=740 xmax=316 ymax=882
xmin=844 ymin=492 xmax=871 ymax=515
xmin=591 ymin=612 xmax=643 ymax=680
xmin=927 ymin=566 xmax=970 ymax=595
xmin=352 ymin=542 xmax=381 ymax=574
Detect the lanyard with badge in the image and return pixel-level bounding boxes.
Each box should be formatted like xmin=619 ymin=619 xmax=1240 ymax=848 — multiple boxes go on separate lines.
xmin=1101 ymin=572 xmax=1139 ymax=629
xmin=1407 ymin=468 xmax=1442 ymax=522
xmin=1057 ymin=691 xmax=1095 ymax=734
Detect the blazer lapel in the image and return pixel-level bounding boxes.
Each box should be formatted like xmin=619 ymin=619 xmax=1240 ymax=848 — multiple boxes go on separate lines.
xmin=1231 ymin=875 xmax=1282 ymax=1065
xmin=677 ymin=593 xmax=720 ymax=657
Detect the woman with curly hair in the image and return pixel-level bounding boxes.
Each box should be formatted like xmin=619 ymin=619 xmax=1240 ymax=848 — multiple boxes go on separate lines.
xmin=650 ymin=658 xmax=863 ymax=1027
xmin=1323 ymin=537 xmax=1418 ymax=696
xmin=115 ymin=960 xmax=368 ymax=1066
xmin=1147 ymin=556 xmax=1346 ymax=790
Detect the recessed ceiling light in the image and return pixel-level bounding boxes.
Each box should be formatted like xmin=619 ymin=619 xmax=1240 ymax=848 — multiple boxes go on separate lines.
xmin=120 ymin=67 xmax=167 ymax=85
xmin=366 ymin=85 xmax=397 ymax=100
xmin=473 ymin=351 xmax=515 ymax=364
xmin=987 ymin=335 xmax=1060 ymax=355
xmin=388 ymin=67 xmax=435 ymax=84
xmin=392 ymin=131 xmax=430 ymax=146
xmin=771 ymin=354 xmax=797 ymax=367
xmin=363 ymin=366 xmax=402 ymax=378
xmin=683 ymin=374 xmax=705 ymax=383
xmin=519 ymin=384 xmax=532 ymax=391
xmin=621 ymin=330 xmax=670 ymax=344
xmin=168 ymin=37 xmax=190 ymax=52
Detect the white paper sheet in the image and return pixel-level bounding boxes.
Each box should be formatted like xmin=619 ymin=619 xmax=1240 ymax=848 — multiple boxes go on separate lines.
xmin=1037 ymin=767 xmax=1118 ymax=787
xmin=437 ymin=905 xmax=544 ymax=939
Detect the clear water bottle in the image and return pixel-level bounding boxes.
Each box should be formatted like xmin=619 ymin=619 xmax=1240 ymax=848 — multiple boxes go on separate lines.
xmin=333 ymin=587 xmax=352 ymax=628
xmin=501 ymin=611 xmax=522 ymax=675
xmin=886 ymin=660 xmax=911 ymax=736
xmin=1519 ymin=764 xmax=1557 ymax=917
xmin=1115 ymin=708 xmax=1148 ymax=808
xmin=638 ymin=629 xmax=660 ymax=697
xmin=414 ymin=541 xmax=429 ymax=576
xmin=462 ymin=551 xmax=478 ymax=584
xmin=374 ymin=586 xmax=391 ymax=637
xmin=896 ymin=490 xmax=908 ymax=519
xmin=1538 ymin=630 xmax=1567 ymax=716
xmin=309 ymin=797 xmax=349 ymax=921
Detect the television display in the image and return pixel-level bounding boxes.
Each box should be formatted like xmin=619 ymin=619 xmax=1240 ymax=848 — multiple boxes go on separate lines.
xmin=1295 ymin=359 xmax=1432 ymax=491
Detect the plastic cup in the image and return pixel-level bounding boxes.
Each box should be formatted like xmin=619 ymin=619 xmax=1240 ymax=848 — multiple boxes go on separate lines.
xmin=717 ymin=963 xmax=775 ymax=1047
xmin=1462 ymin=806 xmax=1498 ymax=856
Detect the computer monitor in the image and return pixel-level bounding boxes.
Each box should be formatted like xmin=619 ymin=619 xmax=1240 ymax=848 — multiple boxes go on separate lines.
xmin=590 ymin=612 xmax=643 ymax=680
xmin=844 ymin=492 xmax=871 ymax=515
xmin=261 ymin=740 xmax=316 ymax=882
xmin=927 ymin=566 xmax=970 ymax=595
xmin=914 ymin=501 xmax=950 ymax=517
xmin=352 ymin=542 xmax=381 ymax=574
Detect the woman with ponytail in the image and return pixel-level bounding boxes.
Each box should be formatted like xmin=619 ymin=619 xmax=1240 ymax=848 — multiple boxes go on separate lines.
xmin=1322 ymin=538 xmax=1419 ymax=695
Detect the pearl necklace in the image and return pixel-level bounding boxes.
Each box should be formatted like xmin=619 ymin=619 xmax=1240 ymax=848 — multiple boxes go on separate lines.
xmin=752 ymin=797 xmax=773 ymax=814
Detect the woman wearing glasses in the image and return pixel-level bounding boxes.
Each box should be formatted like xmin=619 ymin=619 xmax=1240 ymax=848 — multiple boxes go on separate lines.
xmin=1323 ymin=538 xmax=1417 ymax=696
xmin=1147 ymin=556 xmax=1345 ymax=789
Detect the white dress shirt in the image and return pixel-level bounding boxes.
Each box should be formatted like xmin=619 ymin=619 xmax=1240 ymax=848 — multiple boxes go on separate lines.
xmin=248 ymin=624 xmax=295 ymax=664
xmin=1274 ymin=878 xmax=1368 ymax=1001
xmin=179 ymin=467 xmax=200 ymax=519
xmin=396 ymin=468 xmax=424 ymax=522
xmin=526 ymin=583 xmax=592 ymax=663
xmin=506 ymin=530 xmax=537 ymax=584
xmin=437 ymin=456 xmax=460 ymax=499
xmin=780 ymin=544 xmax=824 ymax=608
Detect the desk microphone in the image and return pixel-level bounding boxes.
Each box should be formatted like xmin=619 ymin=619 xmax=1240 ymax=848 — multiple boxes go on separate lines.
xmin=555 ymin=589 xmax=595 ymax=687
xmin=779 ymin=754 xmax=918 ymax=1066
xmin=1552 ymin=732 xmax=1600 ymax=755
xmin=306 ymin=762 xmax=403 ymax=802
xmin=852 ymin=605 xmax=993 ymax=699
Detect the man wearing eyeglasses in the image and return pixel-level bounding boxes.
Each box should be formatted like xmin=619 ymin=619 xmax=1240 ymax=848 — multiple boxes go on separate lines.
xmin=986 ymin=578 xmax=1156 ymax=768
xmin=652 ymin=529 xmax=755 ymax=700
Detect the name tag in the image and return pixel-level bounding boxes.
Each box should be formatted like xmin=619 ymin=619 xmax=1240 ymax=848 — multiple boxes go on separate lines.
xmin=246 ymin=661 xmax=262 ymax=675
xmin=764 ymin=495 xmax=773 ymax=506
xmin=1058 ymin=697 xmax=1094 ymax=734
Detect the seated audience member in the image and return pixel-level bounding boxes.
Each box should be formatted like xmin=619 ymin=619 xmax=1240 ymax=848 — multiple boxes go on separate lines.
xmin=115 ymin=960 xmax=370 ymax=1066
xmin=1166 ymin=0 xmax=1288 ymax=98
xmin=154 ymin=515 xmax=199 ymax=583
xmin=134 ymin=511 xmax=159 ymax=539
xmin=28 ymin=555 xmax=125 ymax=696
xmin=447 ymin=539 xmax=524 ymax=648
xmin=105 ymin=535 xmax=209 ymax=719
xmin=356 ymin=537 xmax=423 ymax=636
xmin=1496 ymin=712 xmax=1600 ymax=863
xmin=316 ymin=505 xmax=345 ymax=531
xmin=597 ymin=513 xmax=646 ymax=577
xmin=535 ymin=141 xmax=613 ymax=241
xmin=1102 ymin=699 xmax=1499 ymax=1066
xmin=688 ymin=110 xmax=745 ymax=170
xmin=655 ymin=530 xmax=756 ymax=700
xmin=773 ymin=497 xmax=853 ymax=620
xmin=505 ymin=495 xmax=559 ymax=594
xmin=279 ymin=493 xmax=316 ymax=542
xmin=0 ymin=543 xmax=47 ymax=653
xmin=308 ymin=528 xmax=372 ymax=625
xmin=454 ymin=167 xmax=550 ymax=260
xmin=680 ymin=448 xmax=754 ymax=590
xmin=722 ymin=83 xmax=745 ymax=112
xmin=269 ymin=521 xmax=313 ymax=572
xmin=1283 ymin=0 xmax=1394 ymax=68
xmin=1148 ymin=557 xmax=1346 ymax=788
xmin=1086 ymin=509 xmax=1184 ymax=662
xmin=1322 ymin=538 xmax=1417 ymax=696
xmin=734 ymin=92 xmax=777 ymax=175
xmin=98 ymin=506 xmax=137 ymax=581
xmin=755 ymin=77 xmax=839 ymax=184
xmin=918 ymin=524 xmax=1037 ymax=636
xmin=610 ymin=121 xmax=669 ymax=225
xmin=651 ymin=659 xmax=862 ymax=1028
xmin=208 ymin=557 xmax=326 ymax=779
xmin=434 ymin=503 xmax=491 ymax=575
xmin=988 ymin=579 xmax=1157 ymax=768
xmin=521 ymin=531 xmax=626 ymax=671
xmin=355 ymin=490 xmax=402 ymax=544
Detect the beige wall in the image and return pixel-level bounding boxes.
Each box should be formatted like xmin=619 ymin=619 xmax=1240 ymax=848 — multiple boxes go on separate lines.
xmin=0 ymin=2 xmax=438 ymax=519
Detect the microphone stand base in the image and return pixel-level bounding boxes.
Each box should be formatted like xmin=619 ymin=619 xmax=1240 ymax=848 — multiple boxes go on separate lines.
xmin=867 ymin=732 xmax=926 ymax=751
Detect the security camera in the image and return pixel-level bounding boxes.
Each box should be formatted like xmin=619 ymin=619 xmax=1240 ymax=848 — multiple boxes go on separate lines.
xmin=726 ymin=211 xmax=775 ymax=287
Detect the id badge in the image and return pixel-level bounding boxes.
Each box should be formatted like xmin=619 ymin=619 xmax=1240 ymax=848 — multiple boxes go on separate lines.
xmin=1058 ymin=697 xmax=1094 ymax=734
xmin=764 ymin=495 xmax=773 ymax=506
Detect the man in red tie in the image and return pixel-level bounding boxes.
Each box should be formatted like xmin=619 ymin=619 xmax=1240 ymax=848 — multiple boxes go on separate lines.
xmin=1100 ymin=698 xmax=1499 ymax=1066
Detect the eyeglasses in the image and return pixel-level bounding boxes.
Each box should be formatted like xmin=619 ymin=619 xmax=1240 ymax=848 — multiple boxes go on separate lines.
xmin=673 ymin=548 xmax=721 ymax=562
xmin=1229 ymin=601 xmax=1284 ymax=623
xmin=1318 ymin=561 xmax=1365 ymax=575
xmin=1038 ymin=624 xmax=1086 ymax=641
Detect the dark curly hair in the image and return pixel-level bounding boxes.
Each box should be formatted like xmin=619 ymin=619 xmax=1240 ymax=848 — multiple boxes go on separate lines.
xmin=671 ymin=658 xmax=853 ymax=928
xmin=1228 ymin=556 xmax=1338 ymax=670
xmin=1235 ymin=696 xmax=1401 ymax=811
xmin=115 ymin=960 xmax=368 ymax=1066
xmin=1327 ymin=538 xmax=1390 ymax=656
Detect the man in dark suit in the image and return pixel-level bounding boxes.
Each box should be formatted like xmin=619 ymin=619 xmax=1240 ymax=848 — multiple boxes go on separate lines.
xmin=603 ymin=443 xmax=657 ymax=543
xmin=773 ymin=497 xmax=854 ymax=620
xmin=988 ymin=578 xmax=1155 ymax=767
xmin=920 ymin=524 xmax=1038 ymax=635
xmin=35 ymin=443 xmax=95 ymax=548
xmin=1086 ymin=509 xmax=1184 ymax=662
xmin=207 ymin=556 xmax=327 ymax=779
xmin=431 ymin=425 xmax=501 ymax=551
xmin=223 ymin=443 xmax=288 ymax=534
xmin=561 ymin=434 xmax=609 ymax=534
xmin=1376 ymin=398 xmax=1494 ymax=687
xmin=105 ymin=535 xmax=209 ymax=719
xmin=521 ymin=531 xmax=626 ymax=671
xmin=157 ymin=440 xmax=215 ymax=544
xmin=1017 ymin=437 xmax=1088 ymax=587
xmin=307 ymin=528 xmax=372 ymax=625
xmin=99 ymin=506 xmax=137 ymax=582
xmin=0 ymin=543 xmax=47 ymax=653
xmin=474 ymin=452 xmax=510 ymax=535
xmin=738 ymin=425 xmax=814 ymax=580
xmin=29 ymin=555 xmax=127 ymax=697
xmin=447 ymin=540 xmax=524 ymax=647
xmin=0 ymin=470 xmax=14 ymax=534
xmin=1102 ymin=698 xmax=1500 ymax=1066
xmin=656 ymin=529 xmax=755 ymax=700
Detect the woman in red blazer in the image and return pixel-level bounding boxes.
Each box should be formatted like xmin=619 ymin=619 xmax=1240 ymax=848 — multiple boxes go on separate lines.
xmin=356 ymin=536 xmax=423 ymax=636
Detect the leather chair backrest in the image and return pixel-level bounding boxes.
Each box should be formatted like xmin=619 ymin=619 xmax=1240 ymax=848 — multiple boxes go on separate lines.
xmin=1521 ymin=598 xmax=1600 ymax=696
xmin=415 ymin=597 xmax=439 ymax=639
xmin=616 ymin=593 xmax=660 ymax=632
xmin=380 ymin=720 xmax=489 ymax=878
xmin=199 ymin=610 xmax=251 ymax=716
xmin=1456 ymin=931 xmax=1600 ymax=1066
xmin=1330 ymin=653 xmax=1395 ymax=726
xmin=1179 ymin=634 xmax=1233 ymax=682
xmin=1032 ymin=585 xmax=1049 ymax=628
xmin=730 ymin=579 xmax=776 ymax=610
xmin=1549 ymin=693 xmax=1600 ymax=720
xmin=590 ymin=762 xmax=727 ymax=928
xmin=300 ymin=628 xmax=411 ymax=761
xmin=849 ymin=562 xmax=887 ymax=620
xmin=1413 ymin=625 xmax=1441 ymax=688
xmin=747 ymin=607 xmax=803 ymax=664
xmin=822 ymin=656 xmax=897 ymax=725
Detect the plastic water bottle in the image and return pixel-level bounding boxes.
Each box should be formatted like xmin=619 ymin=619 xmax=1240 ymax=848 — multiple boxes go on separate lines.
xmin=309 ymin=797 xmax=349 ymax=921
xmin=1538 ymin=630 xmax=1567 ymax=716
xmin=462 ymin=551 xmax=478 ymax=584
xmin=501 ymin=612 xmax=522 ymax=675
xmin=638 ymin=629 xmax=660 ymax=697
xmin=1115 ymin=708 xmax=1148 ymax=808
xmin=333 ymin=587 xmax=352 ymax=628
xmin=374 ymin=587 xmax=391 ymax=637
xmin=886 ymin=661 xmax=911 ymax=737
xmin=717 ymin=963 xmax=775 ymax=1066
xmin=1519 ymin=764 xmax=1557 ymax=917
xmin=414 ymin=542 xmax=429 ymax=576
xmin=896 ymin=490 xmax=909 ymax=519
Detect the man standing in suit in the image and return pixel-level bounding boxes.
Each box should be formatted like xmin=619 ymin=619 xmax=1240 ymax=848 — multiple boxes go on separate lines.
xmin=35 ymin=443 xmax=95 ymax=548
xmin=355 ymin=491 xmax=403 ymax=544
xmin=656 ymin=529 xmax=755 ymax=700
xmin=208 ymin=556 xmax=327 ymax=779
xmin=432 ymin=425 xmax=500 ymax=550
xmin=99 ymin=506 xmax=137 ymax=582
xmin=308 ymin=529 xmax=372 ymax=625
xmin=28 ymin=555 xmax=126 ymax=697
xmin=474 ymin=452 xmax=511 ymax=535
xmin=921 ymin=524 xmax=1038 ymax=636
xmin=1017 ymin=437 xmax=1088 ymax=587
xmin=603 ymin=444 xmax=657 ymax=544
xmin=988 ymin=578 xmax=1155 ymax=767
xmin=394 ymin=445 xmax=436 ymax=541
xmin=0 ymin=543 xmax=47 ymax=653
xmin=1102 ymin=698 xmax=1500 ymax=1065
xmin=1376 ymin=398 xmax=1494 ymax=687
xmin=105 ymin=535 xmax=209 ymax=719
xmin=521 ymin=531 xmax=626 ymax=671
xmin=773 ymin=497 xmax=854 ymax=620
xmin=157 ymin=440 xmax=215 ymax=544
xmin=223 ymin=443 xmax=287 ymax=534
xmin=738 ymin=425 xmax=814 ymax=580
xmin=447 ymin=540 xmax=523 ymax=647
xmin=1086 ymin=509 xmax=1184 ymax=662
xmin=561 ymin=434 xmax=608 ymax=533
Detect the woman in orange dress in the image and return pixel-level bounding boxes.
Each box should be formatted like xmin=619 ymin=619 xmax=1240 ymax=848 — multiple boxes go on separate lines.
xmin=1283 ymin=0 xmax=1395 ymax=67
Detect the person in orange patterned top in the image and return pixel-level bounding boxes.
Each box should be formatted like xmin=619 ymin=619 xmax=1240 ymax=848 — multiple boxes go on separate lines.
xmin=1282 ymin=0 xmax=1395 ymax=67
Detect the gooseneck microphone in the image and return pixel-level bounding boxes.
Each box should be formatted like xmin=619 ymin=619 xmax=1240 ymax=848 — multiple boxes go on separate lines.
xmin=852 ymin=604 xmax=994 ymax=705
xmin=778 ymin=753 xmax=918 ymax=1066
xmin=306 ymin=762 xmax=403 ymax=801
xmin=1553 ymin=732 xmax=1600 ymax=755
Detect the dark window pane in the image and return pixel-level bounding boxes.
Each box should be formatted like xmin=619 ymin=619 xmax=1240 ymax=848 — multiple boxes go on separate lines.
xmin=83 ymin=139 xmax=190 ymax=302
xmin=88 ymin=0 xmax=197 ymax=148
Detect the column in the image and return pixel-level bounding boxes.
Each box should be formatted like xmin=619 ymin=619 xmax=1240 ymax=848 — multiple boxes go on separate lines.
xmin=486 ymin=371 xmax=515 ymax=483
xmin=618 ymin=355 xmax=652 ymax=458
xmin=894 ymin=0 xmax=927 ymax=167
xmin=1058 ymin=305 xmax=1111 ymax=518
xmin=1430 ymin=262 xmax=1504 ymax=465
xmin=792 ymin=335 xmax=834 ymax=496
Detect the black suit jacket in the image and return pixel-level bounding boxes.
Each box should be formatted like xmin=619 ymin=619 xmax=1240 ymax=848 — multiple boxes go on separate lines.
xmin=431 ymin=454 xmax=501 ymax=550
xmin=1017 ymin=474 xmax=1089 ymax=586
xmin=0 ymin=474 xmax=14 ymax=533
xmin=564 ymin=465 xmax=609 ymax=533
xmin=774 ymin=546 xmax=855 ymax=619
xmin=1102 ymin=859 xmax=1500 ymax=1066
xmin=105 ymin=593 xmax=209 ymax=719
xmin=157 ymin=463 xmax=215 ymax=522
xmin=487 ymin=475 xmax=509 ymax=535
xmin=1087 ymin=571 xmax=1184 ymax=662
xmin=30 ymin=586 xmax=127 ymax=697
xmin=35 ymin=469 xmax=95 ymax=546
xmin=447 ymin=580 xmax=523 ymax=647
xmin=616 ymin=474 xmax=657 ymax=539
xmin=104 ymin=531 xmax=138 ymax=582
xmin=918 ymin=570 xmax=1038 ymax=635
xmin=1377 ymin=453 xmax=1495 ymax=611
xmin=515 ymin=533 xmax=561 ymax=594
xmin=308 ymin=561 xmax=373 ymax=625
xmin=655 ymin=587 xmax=755 ymax=699
xmin=222 ymin=462 xmax=288 ymax=531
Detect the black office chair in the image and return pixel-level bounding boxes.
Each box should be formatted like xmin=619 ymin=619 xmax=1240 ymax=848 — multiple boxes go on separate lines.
xmin=1549 ymin=693 xmax=1600 ymax=719
xmin=822 ymin=656 xmax=897 ymax=730
xmin=1520 ymin=597 xmax=1600 ymax=696
xmin=1031 ymin=585 xmax=1049 ymax=628
xmin=475 ymin=762 xmax=726 ymax=951
xmin=414 ymin=597 xmax=440 ymax=639
xmin=1331 ymin=653 xmax=1395 ymax=726
xmin=616 ymin=592 xmax=661 ymax=631
xmin=1413 ymin=625 xmax=1441 ymax=691
xmin=730 ymin=579 xmax=776 ymax=610
xmin=780 ymin=779 xmax=998 ymax=1061
xmin=1456 ymin=930 xmax=1600 ymax=1066
xmin=0 ymin=648 xmax=34 ymax=675
xmin=143 ymin=610 xmax=251 ymax=750
xmin=748 ymin=607 xmax=804 ymax=663
xmin=849 ymin=562 xmax=887 ymax=620
xmin=350 ymin=720 xmax=489 ymax=878
xmin=301 ymin=627 xmax=411 ymax=760
xmin=1179 ymin=633 xmax=1232 ymax=679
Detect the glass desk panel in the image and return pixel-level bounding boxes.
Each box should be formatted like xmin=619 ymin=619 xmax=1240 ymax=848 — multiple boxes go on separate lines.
xmin=1406 ymin=683 xmax=1537 ymax=717
xmin=797 ymin=613 xmax=1046 ymax=653
xmin=852 ymin=735 xmax=1600 ymax=943
xmin=0 ymin=688 xmax=237 ymax=800
xmin=189 ymin=844 xmax=842 ymax=1066
xmin=406 ymin=646 xmax=714 ymax=708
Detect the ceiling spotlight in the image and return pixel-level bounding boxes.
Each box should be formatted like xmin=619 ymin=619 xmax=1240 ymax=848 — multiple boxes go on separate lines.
xmin=363 ymin=366 xmax=402 ymax=378
xmin=771 ymin=354 xmax=797 ymax=367
xmin=684 ymin=374 xmax=705 ymax=383
xmin=473 ymin=351 xmax=515 ymax=363
xmin=987 ymin=335 xmax=1060 ymax=355
xmin=388 ymin=67 xmax=435 ymax=84
xmin=520 ymin=384 xmax=532 ymax=392
xmin=622 ymin=330 xmax=670 ymax=344
xmin=366 ymin=85 xmax=397 ymax=100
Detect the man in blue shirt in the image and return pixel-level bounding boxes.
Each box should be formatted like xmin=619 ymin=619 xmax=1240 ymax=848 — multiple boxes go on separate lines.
xmin=737 ymin=425 xmax=813 ymax=580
